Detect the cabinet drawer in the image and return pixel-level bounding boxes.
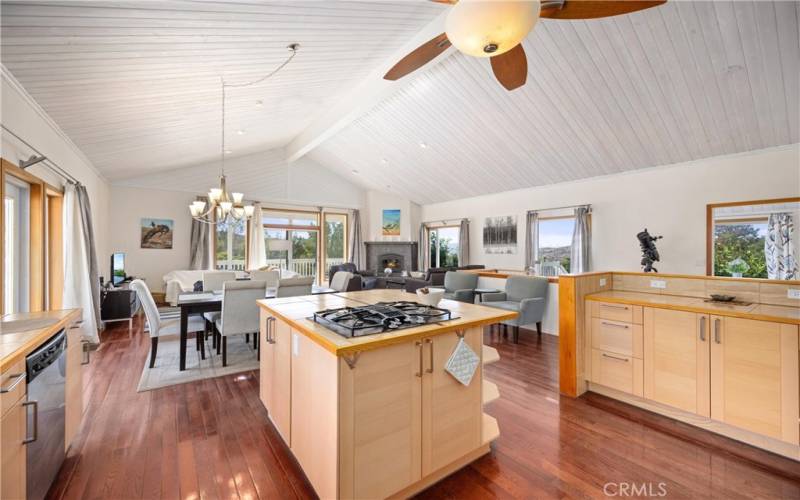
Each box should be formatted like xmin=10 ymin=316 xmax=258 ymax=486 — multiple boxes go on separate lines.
xmin=592 ymin=301 xmax=642 ymax=324
xmin=590 ymin=349 xmax=643 ymax=397
xmin=592 ymin=318 xmax=643 ymax=358
xmin=0 ymin=359 xmax=26 ymax=417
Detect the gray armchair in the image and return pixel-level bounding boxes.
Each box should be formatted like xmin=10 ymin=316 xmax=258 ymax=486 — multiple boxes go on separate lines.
xmin=435 ymin=271 xmax=479 ymax=303
xmin=481 ymin=275 xmax=548 ymax=343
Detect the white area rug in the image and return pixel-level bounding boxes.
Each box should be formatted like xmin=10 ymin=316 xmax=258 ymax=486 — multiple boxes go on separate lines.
xmin=136 ymin=334 xmax=259 ymax=392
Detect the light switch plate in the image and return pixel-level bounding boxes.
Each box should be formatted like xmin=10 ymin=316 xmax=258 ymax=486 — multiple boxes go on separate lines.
xmin=599 ymin=278 xmax=607 ymax=287
xmin=788 ymin=289 xmax=800 ymax=300
xmin=650 ymin=279 xmax=667 ymax=289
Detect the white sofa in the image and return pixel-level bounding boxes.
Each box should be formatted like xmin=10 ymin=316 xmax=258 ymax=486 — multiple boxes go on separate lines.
xmin=163 ymin=269 xmax=300 ymax=305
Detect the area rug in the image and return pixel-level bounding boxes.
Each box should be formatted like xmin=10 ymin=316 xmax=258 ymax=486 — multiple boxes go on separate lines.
xmin=136 ymin=334 xmax=259 ymax=392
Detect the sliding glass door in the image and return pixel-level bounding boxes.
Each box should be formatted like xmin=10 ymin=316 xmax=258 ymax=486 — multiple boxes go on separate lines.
xmin=429 ymin=226 xmax=460 ymax=268
xmin=4 ymin=177 xmax=31 ymax=313
xmin=215 ymin=217 xmax=246 ymax=271
xmin=323 ymin=213 xmax=347 ymax=282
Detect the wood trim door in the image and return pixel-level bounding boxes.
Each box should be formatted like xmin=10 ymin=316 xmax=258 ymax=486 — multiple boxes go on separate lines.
xmin=710 ymin=316 xmax=799 ymax=444
xmin=421 ymin=328 xmax=482 ymax=476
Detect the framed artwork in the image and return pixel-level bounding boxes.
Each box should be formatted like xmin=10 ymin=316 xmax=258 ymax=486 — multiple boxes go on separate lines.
xmin=483 ymin=215 xmax=517 ymax=254
xmin=382 ymin=209 xmax=401 ymax=236
xmin=140 ymin=218 xmax=174 ymax=249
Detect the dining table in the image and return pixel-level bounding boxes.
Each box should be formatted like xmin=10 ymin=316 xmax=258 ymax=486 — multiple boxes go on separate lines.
xmin=175 ymin=285 xmax=336 ymax=371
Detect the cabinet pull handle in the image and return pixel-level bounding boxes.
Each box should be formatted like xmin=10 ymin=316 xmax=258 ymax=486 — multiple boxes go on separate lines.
xmin=81 ymin=340 xmax=91 ymax=365
xmin=0 ymin=373 xmax=25 ymax=393
xmin=268 ymin=317 xmax=276 ymax=344
xmin=602 ymin=353 xmax=629 ymax=362
xmin=425 ymin=338 xmax=434 ymax=374
xmin=415 ymin=341 xmax=423 ymax=378
xmin=600 ymin=304 xmax=628 ymax=310
xmin=714 ymin=318 xmax=721 ymax=344
xmin=699 ymin=316 xmax=706 ymax=342
xmin=23 ymin=401 xmax=38 ymax=444
xmin=601 ymin=321 xmax=629 ymax=329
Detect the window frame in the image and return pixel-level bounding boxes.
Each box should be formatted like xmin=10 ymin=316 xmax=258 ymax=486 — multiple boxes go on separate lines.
xmin=534 ymin=213 xmax=589 ymax=275
xmin=428 ymin=224 xmax=461 ymax=268
xmin=705 ymin=197 xmax=800 ymax=277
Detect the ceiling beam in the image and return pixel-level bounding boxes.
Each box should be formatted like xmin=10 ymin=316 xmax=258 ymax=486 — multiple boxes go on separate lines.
xmin=285 ymin=10 xmax=453 ymax=163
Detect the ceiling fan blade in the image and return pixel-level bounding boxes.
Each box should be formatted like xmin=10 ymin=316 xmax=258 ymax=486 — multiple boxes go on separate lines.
xmin=490 ymin=44 xmax=527 ymax=91
xmin=384 ymin=33 xmax=451 ymax=81
xmin=540 ymin=0 xmax=666 ymax=20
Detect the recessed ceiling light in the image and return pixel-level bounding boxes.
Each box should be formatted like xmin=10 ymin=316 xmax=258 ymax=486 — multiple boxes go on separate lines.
xmin=351 ymin=169 xmax=359 ymax=174
xmin=255 ymin=100 xmax=263 ymax=108
xmin=381 ymin=158 xmax=388 ymax=164
xmin=224 ymin=150 xmax=233 ymax=154
xmin=237 ymin=129 xmax=245 ymax=135
xmin=419 ymin=142 xmax=428 ymax=149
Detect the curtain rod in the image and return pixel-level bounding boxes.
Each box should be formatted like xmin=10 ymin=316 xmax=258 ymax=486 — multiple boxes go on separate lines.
xmin=527 ymin=204 xmax=591 ymax=214
xmin=1 ymin=124 xmax=79 ymax=184
xmin=422 ymin=217 xmax=468 ymax=226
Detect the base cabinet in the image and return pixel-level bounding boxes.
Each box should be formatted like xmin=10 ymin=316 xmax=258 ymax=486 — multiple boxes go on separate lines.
xmin=259 ymin=310 xmax=291 ymax=445
xmin=1 ymin=379 xmax=26 ymax=500
xmin=65 ymin=327 xmax=84 ymax=451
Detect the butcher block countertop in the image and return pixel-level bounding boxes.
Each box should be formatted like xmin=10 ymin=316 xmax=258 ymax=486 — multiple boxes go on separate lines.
xmin=257 ymin=289 xmax=517 ymax=356
xmin=0 ymin=309 xmax=82 ymax=372
xmin=586 ymin=290 xmax=800 ymax=325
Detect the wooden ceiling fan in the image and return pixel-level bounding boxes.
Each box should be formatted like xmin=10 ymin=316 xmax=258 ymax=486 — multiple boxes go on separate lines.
xmin=384 ymin=0 xmax=666 ymax=91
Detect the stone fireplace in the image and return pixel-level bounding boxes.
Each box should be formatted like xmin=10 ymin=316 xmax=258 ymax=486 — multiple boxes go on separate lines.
xmin=365 ymin=241 xmax=418 ymax=273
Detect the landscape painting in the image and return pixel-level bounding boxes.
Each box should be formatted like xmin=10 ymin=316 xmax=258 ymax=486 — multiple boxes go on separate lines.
xmin=382 ymin=209 xmax=401 ymax=236
xmin=141 ymin=218 xmax=174 ymax=249
xmin=483 ymin=215 xmax=517 ymax=254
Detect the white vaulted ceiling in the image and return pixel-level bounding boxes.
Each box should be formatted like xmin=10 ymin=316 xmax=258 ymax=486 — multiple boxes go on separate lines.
xmin=310 ymin=0 xmax=799 ymax=205
xmin=0 ymin=0 xmax=444 ymax=179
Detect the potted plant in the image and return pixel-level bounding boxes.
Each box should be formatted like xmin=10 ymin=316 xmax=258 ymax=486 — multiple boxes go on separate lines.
xmin=727 ymin=258 xmax=749 ymax=278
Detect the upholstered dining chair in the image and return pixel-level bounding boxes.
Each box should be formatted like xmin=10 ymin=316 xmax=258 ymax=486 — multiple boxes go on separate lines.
xmin=330 ymin=271 xmax=361 ymax=292
xmin=202 ymin=271 xmax=236 ymax=291
xmin=130 ymin=279 xmax=206 ymax=368
xmin=250 ymin=269 xmax=280 ymax=289
xmin=480 ymin=275 xmax=548 ymax=343
xmin=276 ymin=276 xmax=314 ymax=297
xmin=212 ymin=280 xmax=267 ymax=366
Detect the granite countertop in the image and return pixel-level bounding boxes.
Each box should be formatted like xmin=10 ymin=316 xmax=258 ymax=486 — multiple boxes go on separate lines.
xmin=0 ymin=309 xmax=82 ymax=372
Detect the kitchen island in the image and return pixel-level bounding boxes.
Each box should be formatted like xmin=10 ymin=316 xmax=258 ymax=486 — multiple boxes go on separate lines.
xmin=257 ymin=290 xmax=516 ymax=499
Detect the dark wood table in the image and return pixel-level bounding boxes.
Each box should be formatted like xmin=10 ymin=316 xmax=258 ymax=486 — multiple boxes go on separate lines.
xmin=175 ymin=285 xmax=336 ymax=371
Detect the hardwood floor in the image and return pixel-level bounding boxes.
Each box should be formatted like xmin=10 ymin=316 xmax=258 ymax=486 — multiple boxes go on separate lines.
xmin=49 ymin=318 xmax=800 ymax=500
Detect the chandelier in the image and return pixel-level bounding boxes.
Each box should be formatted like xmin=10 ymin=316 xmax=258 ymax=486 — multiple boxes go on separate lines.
xmin=190 ymin=44 xmax=299 ymax=225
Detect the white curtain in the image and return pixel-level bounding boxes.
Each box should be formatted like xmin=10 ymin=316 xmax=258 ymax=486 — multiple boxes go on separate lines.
xmin=766 ymin=213 xmax=797 ymax=280
xmin=63 ymin=184 xmax=100 ymax=343
xmin=570 ymin=206 xmax=591 ymax=274
xmin=458 ymin=219 xmax=470 ymax=266
xmin=189 ymin=197 xmax=211 ymax=270
xmin=246 ymin=203 xmax=266 ymax=270
xmin=524 ymin=211 xmax=539 ymax=271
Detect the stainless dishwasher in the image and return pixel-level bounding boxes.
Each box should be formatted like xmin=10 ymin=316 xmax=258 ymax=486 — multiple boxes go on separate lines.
xmin=25 ymin=329 xmax=67 ymax=500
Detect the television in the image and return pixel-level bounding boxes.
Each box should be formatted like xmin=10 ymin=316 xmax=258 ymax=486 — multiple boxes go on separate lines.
xmin=111 ymin=253 xmax=126 ymax=285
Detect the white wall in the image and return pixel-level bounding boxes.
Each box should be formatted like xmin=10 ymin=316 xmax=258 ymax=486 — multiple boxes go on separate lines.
xmin=1 ymin=67 xmax=111 ymax=261
xmin=364 ymin=190 xmax=421 ymax=241
xmin=107 ymin=186 xmax=197 ymax=292
xmin=421 ymin=145 xmax=800 ymax=274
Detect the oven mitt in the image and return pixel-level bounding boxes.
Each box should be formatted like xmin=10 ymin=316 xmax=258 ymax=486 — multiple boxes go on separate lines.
xmin=445 ymin=336 xmax=479 ymax=386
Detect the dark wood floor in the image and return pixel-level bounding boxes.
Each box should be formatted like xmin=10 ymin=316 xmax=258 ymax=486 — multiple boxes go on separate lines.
xmin=49 ymin=318 xmax=800 ymax=500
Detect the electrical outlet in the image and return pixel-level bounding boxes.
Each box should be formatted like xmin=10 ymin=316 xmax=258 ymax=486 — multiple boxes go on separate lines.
xmin=599 ymin=278 xmax=607 ymax=287
xmin=788 ymin=289 xmax=800 ymax=300
xmin=650 ymin=279 xmax=667 ymax=289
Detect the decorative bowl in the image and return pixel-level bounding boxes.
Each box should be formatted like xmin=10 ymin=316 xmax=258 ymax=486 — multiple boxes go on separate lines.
xmin=416 ymin=287 xmax=445 ymax=307
xmin=709 ymin=294 xmax=736 ymax=302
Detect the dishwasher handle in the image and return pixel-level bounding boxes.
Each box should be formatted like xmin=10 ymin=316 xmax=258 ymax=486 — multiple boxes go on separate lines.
xmin=22 ymin=401 xmax=38 ymax=444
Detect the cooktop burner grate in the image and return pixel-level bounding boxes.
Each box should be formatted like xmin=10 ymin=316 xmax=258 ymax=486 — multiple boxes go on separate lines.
xmin=312 ymin=301 xmax=455 ymax=338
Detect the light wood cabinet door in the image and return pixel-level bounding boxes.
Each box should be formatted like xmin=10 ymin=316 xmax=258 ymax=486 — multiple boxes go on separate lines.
xmin=1 ymin=398 xmax=26 ymax=500
xmin=421 ymin=328 xmax=482 ymax=476
xmin=340 ymin=339 xmax=422 ymax=500
xmin=643 ymin=308 xmax=710 ymax=416
xmin=270 ymin=319 xmax=292 ymax=445
xmin=65 ymin=327 xmax=83 ymax=451
xmin=258 ymin=311 xmax=274 ymax=414
xmin=710 ymin=316 xmax=799 ymax=444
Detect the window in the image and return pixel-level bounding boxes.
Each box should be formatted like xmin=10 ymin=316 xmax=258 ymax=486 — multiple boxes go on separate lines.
xmin=323 ymin=213 xmax=347 ymax=282
xmin=429 ymin=226 xmax=460 ymax=267
xmin=263 ymin=210 xmax=322 ymax=281
xmin=708 ymin=198 xmax=800 ymax=279
xmin=536 ymin=216 xmax=575 ymax=275
xmin=4 ymin=177 xmax=30 ymax=313
xmin=215 ymin=217 xmax=246 ymax=271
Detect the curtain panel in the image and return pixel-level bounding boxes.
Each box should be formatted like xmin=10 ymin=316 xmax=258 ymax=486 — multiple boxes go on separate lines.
xmin=766 ymin=213 xmax=797 ymax=280
xmin=524 ymin=211 xmax=539 ymax=271
xmin=457 ymin=219 xmax=470 ymax=266
xmin=246 ymin=203 xmax=266 ymax=270
xmin=63 ymin=184 xmax=100 ymax=343
xmin=419 ymin=224 xmax=430 ymax=271
xmin=348 ymin=209 xmax=364 ymax=269
xmin=189 ymin=196 xmax=211 ymax=270
xmin=571 ymin=206 xmax=591 ymax=274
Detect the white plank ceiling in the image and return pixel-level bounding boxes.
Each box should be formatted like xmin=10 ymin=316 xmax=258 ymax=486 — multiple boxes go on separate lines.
xmin=310 ymin=0 xmax=800 ymax=205
xmin=0 ymin=0 xmax=444 ymax=179
xmin=1 ymin=1 xmax=798 ymax=204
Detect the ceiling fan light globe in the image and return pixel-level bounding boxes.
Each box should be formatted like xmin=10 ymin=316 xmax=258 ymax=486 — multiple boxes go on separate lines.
xmin=445 ymin=0 xmax=540 ymax=58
